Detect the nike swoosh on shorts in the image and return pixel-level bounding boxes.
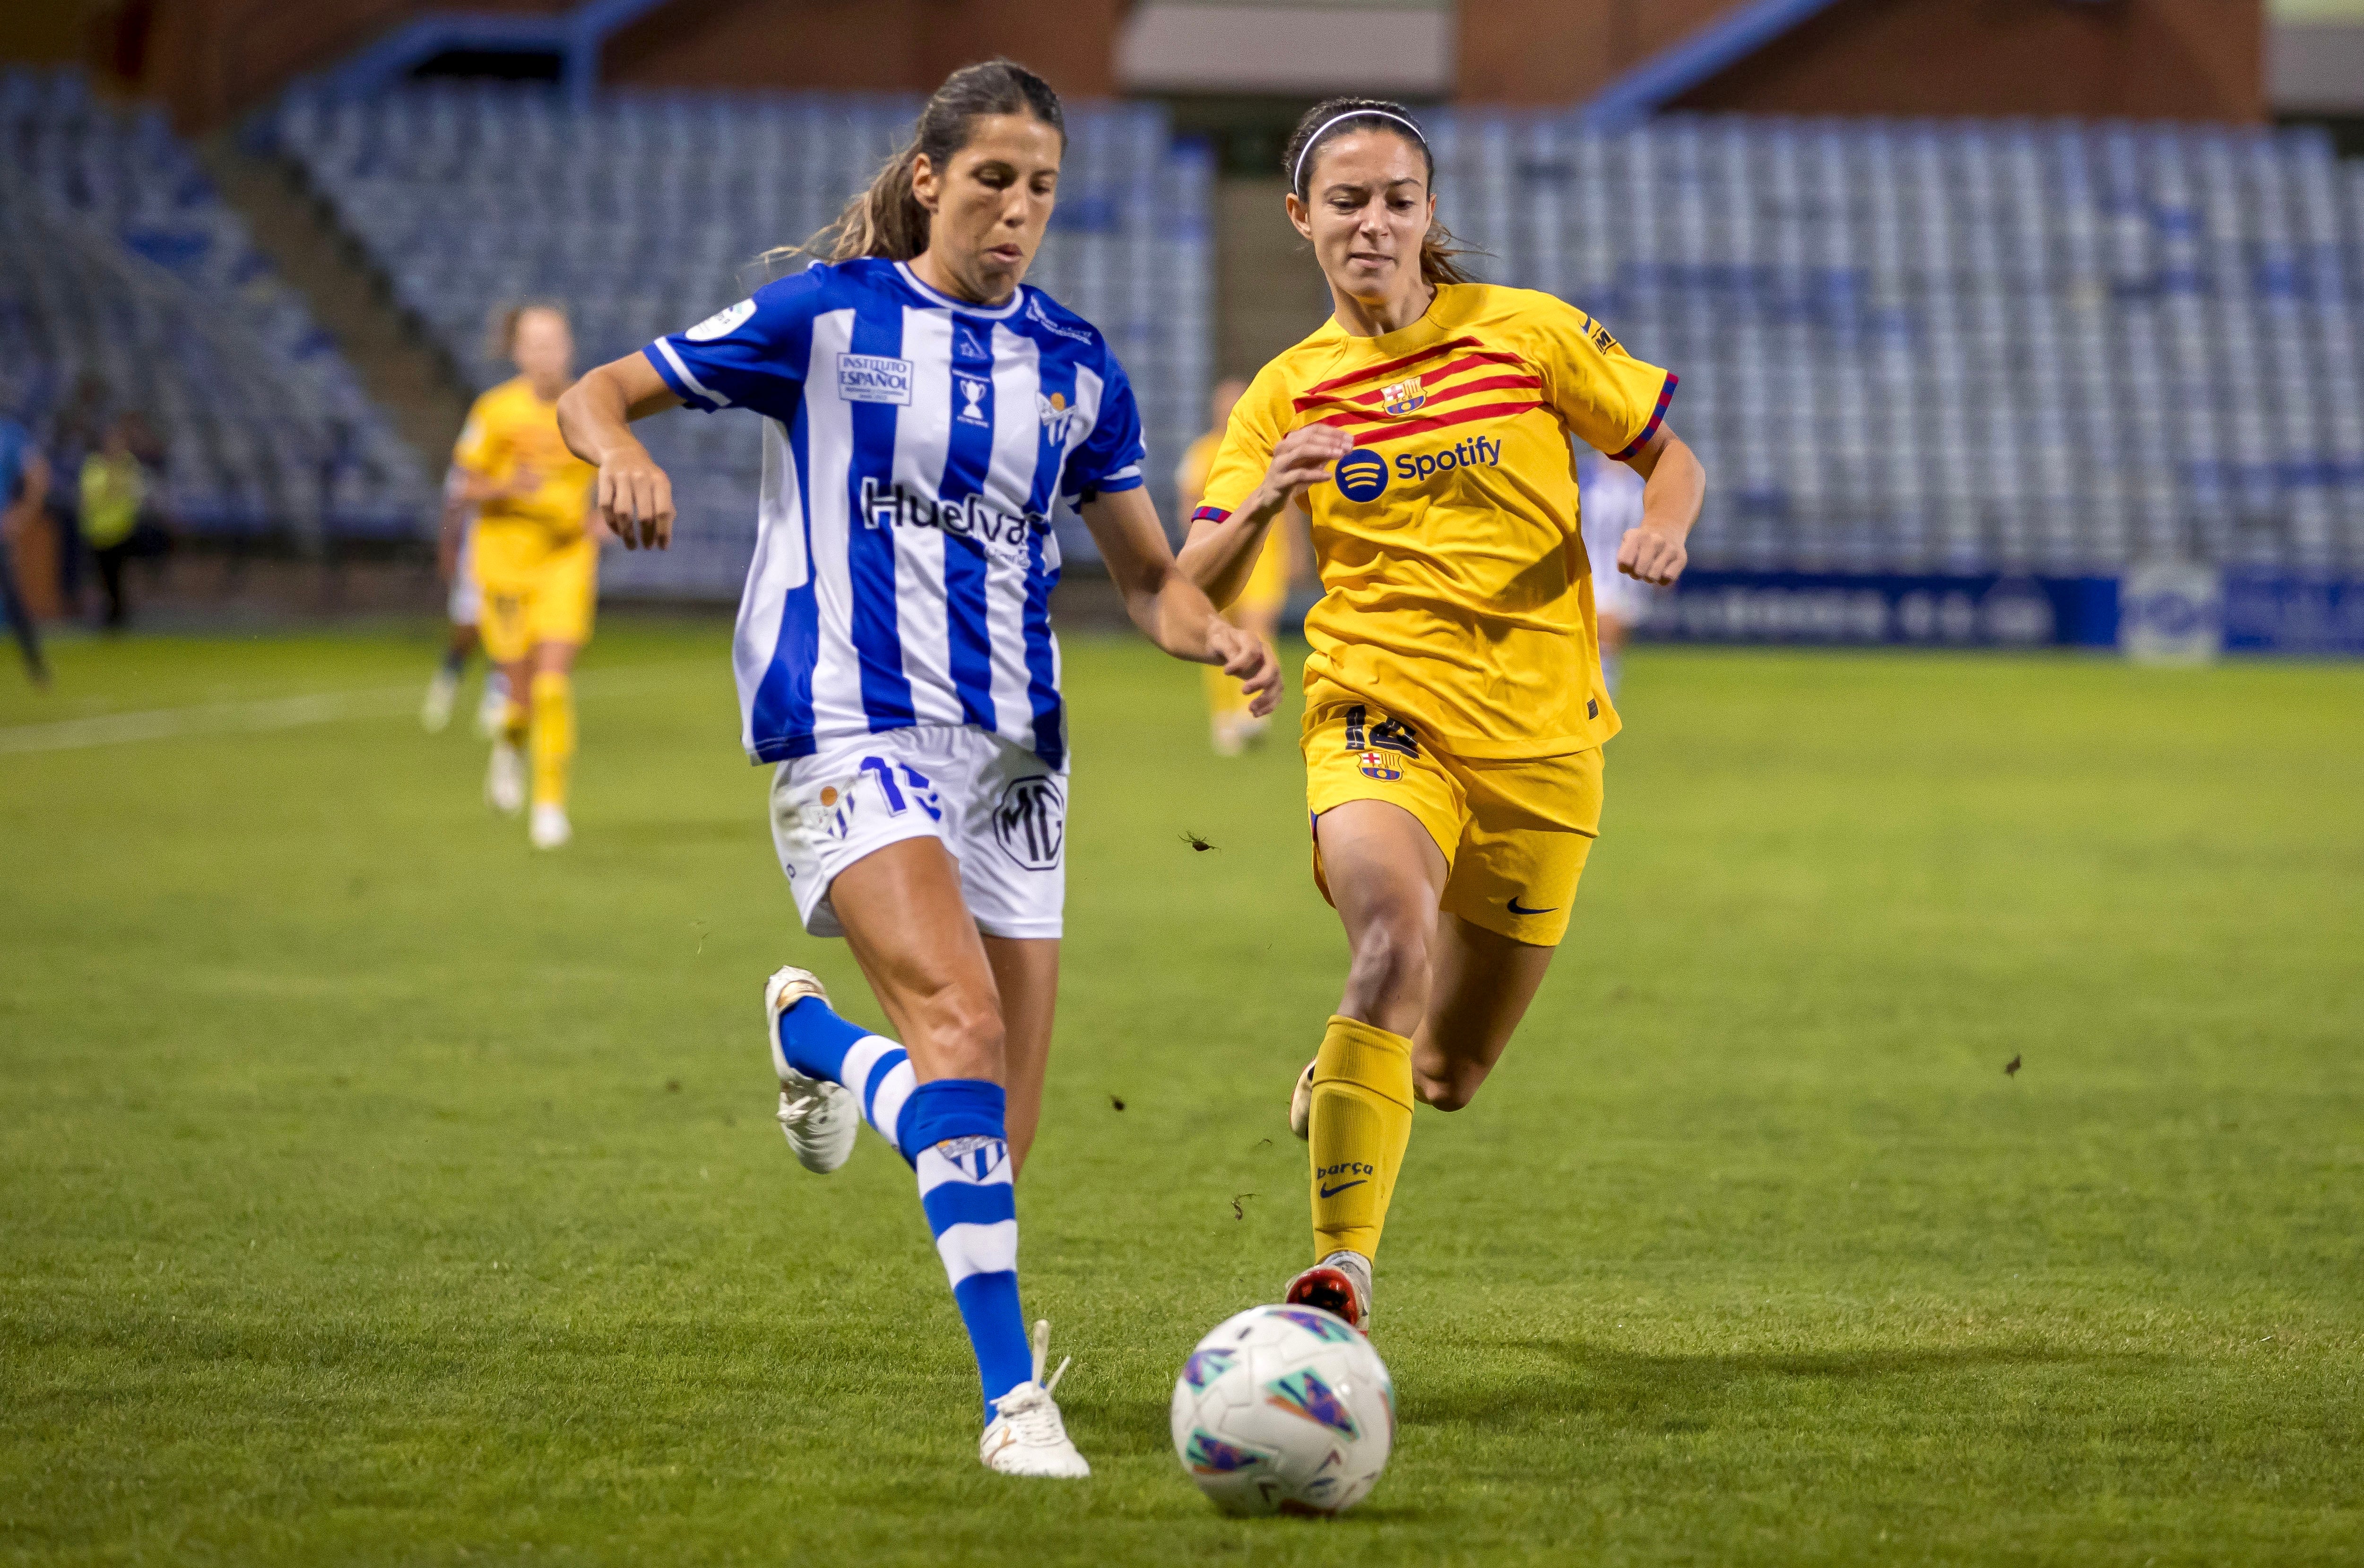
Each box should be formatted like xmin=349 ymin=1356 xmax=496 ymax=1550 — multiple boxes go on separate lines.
xmin=1507 ymin=897 xmax=1557 ymax=915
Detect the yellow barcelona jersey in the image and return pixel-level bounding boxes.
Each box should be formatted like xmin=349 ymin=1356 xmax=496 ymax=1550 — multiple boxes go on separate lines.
xmin=1197 ymin=283 xmax=1675 ymax=759
xmin=1178 ymin=429 xmax=1290 ymax=613
xmin=452 ymin=376 xmax=597 ymax=577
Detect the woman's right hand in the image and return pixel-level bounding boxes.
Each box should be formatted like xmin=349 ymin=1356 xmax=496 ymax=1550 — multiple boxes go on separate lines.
xmin=1254 ymin=424 xmax=1356 ymax=515
xmin=595 ymin=440 xmax=676 ymax=551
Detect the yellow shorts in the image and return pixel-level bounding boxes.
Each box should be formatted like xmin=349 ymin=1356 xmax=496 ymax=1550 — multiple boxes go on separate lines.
xmin=475 ymin=534 xmax=597 ymax=664
xmin=1304 ymin=700 xmax=1602 ymax=947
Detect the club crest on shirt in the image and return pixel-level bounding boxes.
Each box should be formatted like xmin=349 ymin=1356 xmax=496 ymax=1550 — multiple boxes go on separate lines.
xmin=957 ymin=374 xmax=992 ymax=425
xmin=1038 ymin=389 xmax=1082 ymax=445
xmin=1381 ymin=377 xmax=1426 ymax=416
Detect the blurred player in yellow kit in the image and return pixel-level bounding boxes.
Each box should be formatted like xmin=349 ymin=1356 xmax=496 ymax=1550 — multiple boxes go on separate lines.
xmin=1181 ymin=99 xmax=1706 ymax=1327
xmin=452 ymin=303 xmax=601 ymax=849
xmin=1176 ymin=377 xmax=1299 ymax=755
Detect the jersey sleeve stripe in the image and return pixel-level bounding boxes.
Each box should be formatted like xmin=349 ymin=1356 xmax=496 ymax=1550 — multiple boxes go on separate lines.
xmin=1299 ymin=336 xmax=1485 ymax=397
xmin=1190 ymin=505 xmax=1231 ymax=524
xmin=1329 ymin=397 xmax=1547 ymax=448
xmin=645 ymin=340 xmax=730 ymax=411
xmin=1608 ymin=371 xmax=1680 ymax=461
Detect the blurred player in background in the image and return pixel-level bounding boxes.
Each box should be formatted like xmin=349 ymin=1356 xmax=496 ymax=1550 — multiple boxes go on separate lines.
xmin=451 ymin=303 xmax=600 ymax=849
xmin=1181 ymin=98 xmax=1703 ymax=1330
xmin=1177 ymin=376 xmax=1299 ymax=754
xmin=0 ymin=403 xmax=52 ymax=686
xmin=420 ymin=462 xmax=509 ymax=736
xmin=1576 ymin=446 xmax=1649 ymax=696
xmin=558 ymin=60 xmax=1275 ymax=1477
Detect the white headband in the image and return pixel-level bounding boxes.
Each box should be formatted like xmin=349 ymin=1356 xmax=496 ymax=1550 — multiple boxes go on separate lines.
xmin=1293 ymin=110 xmax=1429 ymax=194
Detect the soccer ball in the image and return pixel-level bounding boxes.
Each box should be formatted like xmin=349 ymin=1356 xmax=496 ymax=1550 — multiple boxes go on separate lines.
xmin=1169 ymin=1304 xmax=1395 ymax=1516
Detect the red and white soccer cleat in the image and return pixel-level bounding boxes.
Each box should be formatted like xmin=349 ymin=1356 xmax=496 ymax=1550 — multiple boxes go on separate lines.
xmin=1284 ymin=1250 xmax=1373 ymax=1331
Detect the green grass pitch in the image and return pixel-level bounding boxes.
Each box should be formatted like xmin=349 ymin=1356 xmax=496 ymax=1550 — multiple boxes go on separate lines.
xmin=3 ymin=623 xmax=2360 ymax=1565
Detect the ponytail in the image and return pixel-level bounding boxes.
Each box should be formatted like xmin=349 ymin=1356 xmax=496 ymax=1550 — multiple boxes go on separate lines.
xmin=1282 ymin=96 xmax=1482 ymax=287
xmin=779 ymin=59 xmax=1066 ymax=268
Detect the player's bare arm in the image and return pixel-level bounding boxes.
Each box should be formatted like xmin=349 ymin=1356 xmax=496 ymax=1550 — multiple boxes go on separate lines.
xmin=1615 ymin=424 xmax=1704 ymax=586
xmin=1178 ymin=423 xmax=1349 ymax=607
xmin=556 ymin=352 xmax=682 ymax=551
xmin=1083 ymin=486 xmax=1282 ymax=716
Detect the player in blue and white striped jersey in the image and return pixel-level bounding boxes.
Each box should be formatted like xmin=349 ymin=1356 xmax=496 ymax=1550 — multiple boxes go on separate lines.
xmin=558 ymin=60 xmax=1278 ymax=1479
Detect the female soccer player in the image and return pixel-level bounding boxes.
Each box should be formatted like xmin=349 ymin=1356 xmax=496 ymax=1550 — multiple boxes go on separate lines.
xmin=1179 ymin=98 xmax=1706 ymax=1330
xmin=1176 ymin=376 xmax=1299 ymax=754
xmin=556 ymin=60 xmax=1278 ymax=1477
xmin=452 ymin=303 xmax=600 ymax=848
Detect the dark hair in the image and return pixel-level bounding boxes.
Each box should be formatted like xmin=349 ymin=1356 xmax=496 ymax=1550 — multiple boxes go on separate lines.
xmin=805 ymin=60 xmax=1065 ymax=264
xmin=1283 ymin=96 xmax=1477 ymax=287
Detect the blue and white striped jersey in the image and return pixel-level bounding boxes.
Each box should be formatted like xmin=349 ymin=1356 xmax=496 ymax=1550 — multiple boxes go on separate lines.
xmin=644 ymin=257 xmax=1146 ymax=769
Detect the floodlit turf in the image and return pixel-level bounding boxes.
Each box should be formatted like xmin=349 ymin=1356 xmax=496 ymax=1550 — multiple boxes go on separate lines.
xmin=3 ymin=622 xmax=2361 ymax=1566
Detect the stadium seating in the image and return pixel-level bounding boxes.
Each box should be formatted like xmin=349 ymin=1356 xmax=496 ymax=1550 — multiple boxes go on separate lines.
xmin=273 ymin=82 xmax=1215 ymax=594
xmin=1427 ymin=112 xmax=2364 ymax=575
xmin=0 ymin=67 xmax=433 ymax=541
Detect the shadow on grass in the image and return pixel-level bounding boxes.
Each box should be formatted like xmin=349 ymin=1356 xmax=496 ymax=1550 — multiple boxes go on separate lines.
xmin=1092 ymin=1338 xmax=2173 ymax=1462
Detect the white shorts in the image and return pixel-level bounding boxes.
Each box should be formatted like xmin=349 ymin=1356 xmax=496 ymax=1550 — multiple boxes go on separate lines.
xmin=768 ymin=724 xmax=1068 ymax=940
xmin=1592 ymin=558 xmax=1650 ymax=624
xmin=448 ymin=528 xmax=481 ymax=626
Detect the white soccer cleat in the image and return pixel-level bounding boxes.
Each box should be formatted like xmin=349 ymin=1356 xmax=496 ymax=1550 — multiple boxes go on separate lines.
xmin=1288 ymin=1058 xmax=1315 ymax=1140
xmin=763 ymin=965 xmax=858 ymax=1174
xmin=421 ymin=668 xmax=459 ymax=732
xmin=980 ymin=1320 xmax=1091 ymax=1478
xmin=485 ymin=739 xmax=526 ymax=815
xmin=529 ymin=802 xmax=572 ymax=850
xmin=1284 ymin=1249 xmax=1374 ymax=1332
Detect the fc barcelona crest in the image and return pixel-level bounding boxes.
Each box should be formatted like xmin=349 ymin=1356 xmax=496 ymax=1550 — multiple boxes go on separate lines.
xmin=1381 ymin=378 xmax=1426 ymax=416
xmin=1358 ymin=750 xmax=1402 ymax=782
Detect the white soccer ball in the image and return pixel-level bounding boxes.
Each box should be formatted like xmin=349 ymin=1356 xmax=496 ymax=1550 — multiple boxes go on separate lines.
xmin=1169 ymin=1304 xmax=1395 ymax=1516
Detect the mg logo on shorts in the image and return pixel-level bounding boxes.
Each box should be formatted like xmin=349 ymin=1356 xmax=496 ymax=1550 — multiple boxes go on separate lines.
xmin=993 ymin=776 xmax=1065 ymax=870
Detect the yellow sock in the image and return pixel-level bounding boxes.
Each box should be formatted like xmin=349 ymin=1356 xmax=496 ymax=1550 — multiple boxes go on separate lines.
xmin=1204 ymin=659 xmax=1248 ymax=720
xmin=1307 ymin=1014 xmax=1415 ymax=1263
xmin=528 ymin=670 xmax=574 ymax=809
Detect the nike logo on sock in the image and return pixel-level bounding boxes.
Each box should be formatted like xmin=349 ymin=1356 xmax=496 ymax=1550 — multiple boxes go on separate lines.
xmin=1317 ymin=1179 xmax=1368 ymax=1198
xmin=1507 ymin=896 xmax=1557 ymax=915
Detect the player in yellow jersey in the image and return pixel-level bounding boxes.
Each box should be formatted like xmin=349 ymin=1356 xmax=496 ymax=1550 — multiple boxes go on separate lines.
xmin=1180 ymin=98 xmax=1706 ymax=1327
xmin=1176 ymin=377 xmax=1300 ymax=754
xmin=452 ymin=303 xmax=603 ymax=849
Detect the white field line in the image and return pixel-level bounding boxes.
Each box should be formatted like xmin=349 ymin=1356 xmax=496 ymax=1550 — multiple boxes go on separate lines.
xmin=0 ymin=665 xmax=706 ymax=757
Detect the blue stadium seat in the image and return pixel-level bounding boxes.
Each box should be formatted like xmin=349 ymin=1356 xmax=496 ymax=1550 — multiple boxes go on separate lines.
xmin=0 ymin=66 xmax=433 ymax=543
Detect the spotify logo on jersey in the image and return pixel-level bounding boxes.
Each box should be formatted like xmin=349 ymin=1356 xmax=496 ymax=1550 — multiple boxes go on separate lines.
xmin=1334 ymin=448 xmax=1389 ymax=502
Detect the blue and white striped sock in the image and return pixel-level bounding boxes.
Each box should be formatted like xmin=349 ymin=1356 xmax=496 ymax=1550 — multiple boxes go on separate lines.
xmin=776 ymin=998 xmax=1031 ymax=1417
xmin=904 ymin=1078 xmax=1033 ymax=1418
xmin=775 ymin=995 xmax=918 ymax=1154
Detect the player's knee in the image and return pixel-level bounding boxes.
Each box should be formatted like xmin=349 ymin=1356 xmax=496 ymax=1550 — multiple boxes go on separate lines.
xmin=1343 ymin=915 xmax=1430 ymax=1012
xmin=1416 ymin=1069 xmax=1480 ymax=1113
